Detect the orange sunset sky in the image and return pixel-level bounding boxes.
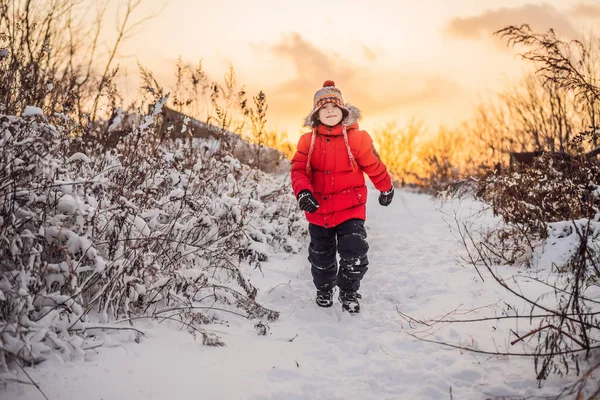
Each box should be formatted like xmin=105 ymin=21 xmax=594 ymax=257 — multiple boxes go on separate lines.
xmin=103 ymin=0 xmax=599 ymax=141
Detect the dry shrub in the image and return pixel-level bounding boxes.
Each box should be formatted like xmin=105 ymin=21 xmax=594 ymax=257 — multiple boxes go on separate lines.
xmin=374 ymin=121 xmax=472 ymax=193
xmin=473 ymin=152 xmax=600 ymax=238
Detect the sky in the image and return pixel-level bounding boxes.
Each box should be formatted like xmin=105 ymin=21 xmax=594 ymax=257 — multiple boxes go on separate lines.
xmin=104 ymin=0 xmax=600 ymax=141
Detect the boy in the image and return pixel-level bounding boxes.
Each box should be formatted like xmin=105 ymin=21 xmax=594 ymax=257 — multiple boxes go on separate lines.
xmin=290 ymin=80 xmax=394 ymax=314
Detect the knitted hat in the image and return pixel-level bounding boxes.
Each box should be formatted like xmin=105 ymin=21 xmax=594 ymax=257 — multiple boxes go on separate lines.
xmin=306 ymin=80 xmax=350 ymax=127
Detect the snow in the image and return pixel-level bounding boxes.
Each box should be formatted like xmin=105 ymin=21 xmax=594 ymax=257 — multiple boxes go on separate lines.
xmin=67 ymin=152 xmax=91 ymax=163
xmin=21 ymin=106 xmax=44 ymax=117
xmin=1 ymin=189 xmax=588 ymax=399
xmin=108 ymin=108 xmax=122 ymax=132
xmin=139 ymin=95 xmax=169 ymax=130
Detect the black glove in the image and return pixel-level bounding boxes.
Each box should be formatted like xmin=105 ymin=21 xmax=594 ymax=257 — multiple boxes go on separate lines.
xmin=297 ymin=190 xmax=319 ymax=213
xmin=378 ymin=187 xmax=394 ymax=206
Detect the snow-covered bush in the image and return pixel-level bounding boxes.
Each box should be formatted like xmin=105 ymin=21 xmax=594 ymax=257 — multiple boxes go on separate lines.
xmin=442 ymin=151 xmax=600 ymax=383
xmin=444 ymin=152 xmax=600 ymax=264
xmin=479 ymin=153 xmax=600 ymax=236
xmin=0 ymin=105 xmax=305 ymax=379
xmin=437 ymin=24 xmax=600 ymax=390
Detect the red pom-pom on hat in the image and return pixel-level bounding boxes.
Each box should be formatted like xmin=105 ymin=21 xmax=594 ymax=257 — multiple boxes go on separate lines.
xmin=323 ymin=80 xmax=335 ymax=87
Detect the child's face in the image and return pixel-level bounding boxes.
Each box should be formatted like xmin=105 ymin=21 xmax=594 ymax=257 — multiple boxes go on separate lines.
xmin=318 ymin=103 xmax=343 ymax=126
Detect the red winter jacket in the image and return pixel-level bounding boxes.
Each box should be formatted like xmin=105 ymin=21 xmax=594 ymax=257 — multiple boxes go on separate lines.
xmin=291 ymin=119 xmax=392 ymax=228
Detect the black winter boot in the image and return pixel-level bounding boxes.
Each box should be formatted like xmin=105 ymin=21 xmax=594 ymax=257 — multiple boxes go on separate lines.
xmin=339 ymin=290 xmax=362 ymax=314
xmin=316 ymin=289 xmax=334 ymax=307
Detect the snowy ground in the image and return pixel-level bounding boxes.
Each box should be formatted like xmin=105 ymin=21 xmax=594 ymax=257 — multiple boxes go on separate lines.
xmin=4 ymin=188 xmax=579 ymax=400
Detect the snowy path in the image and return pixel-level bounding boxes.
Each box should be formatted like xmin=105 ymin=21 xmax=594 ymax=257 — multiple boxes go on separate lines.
xmin=5 ymin=189 xmax=571 ymax=400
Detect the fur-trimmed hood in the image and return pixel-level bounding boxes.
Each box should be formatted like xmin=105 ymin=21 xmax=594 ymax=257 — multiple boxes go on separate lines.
xmin=304 ymin=103 xmax=362 ymax=128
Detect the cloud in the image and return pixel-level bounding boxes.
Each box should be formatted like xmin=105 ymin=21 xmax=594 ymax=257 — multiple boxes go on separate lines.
xmin=361 ymin=44 xmax=378 ymax=62
xmin=445 ymin=4 xmax=580 ymax=41
xmin=255 ymin=33 xmax=464 ymax=129
xmin=570 ymin=2 xmax=600 ymax=18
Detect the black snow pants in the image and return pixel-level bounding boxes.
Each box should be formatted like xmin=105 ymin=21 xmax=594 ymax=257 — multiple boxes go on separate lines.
xmin=308 ymin=218 xmax=369 ymax=292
